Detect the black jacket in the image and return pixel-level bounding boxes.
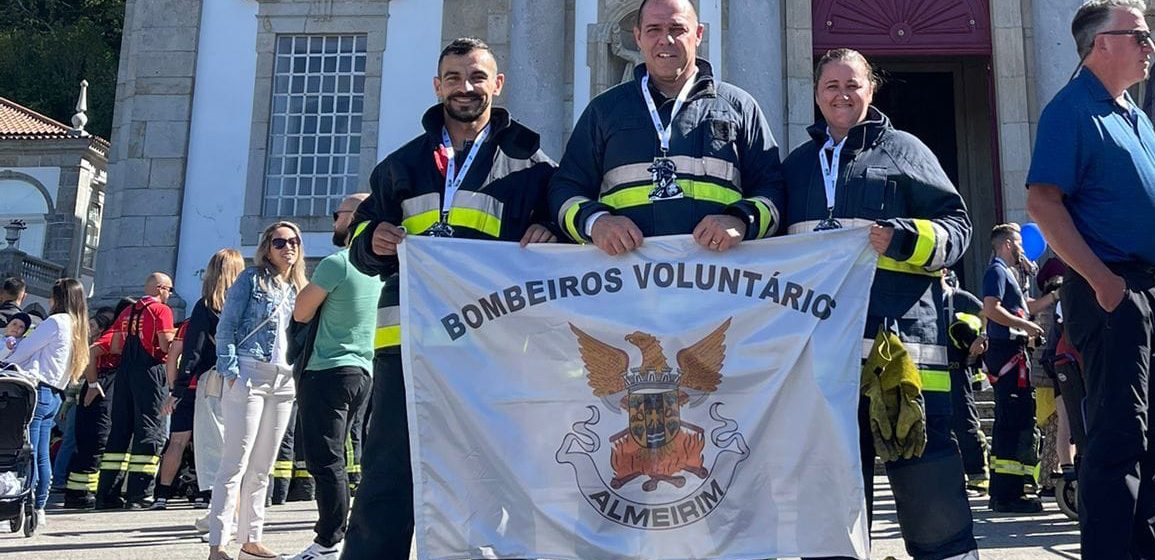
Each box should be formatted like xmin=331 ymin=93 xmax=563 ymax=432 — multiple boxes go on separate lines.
xmin=548 ymin=59 xmax=784 ymax=242
xmin=783 ymin=107 xmax=972 ymax=412
xmin=349 ymin=105 xmax=557 ymax=352
xmin=350 ymin=105 xmax=557 ymax=279
xmin=782 ymin=107 xmax=972 ymax=321
xmin=172 ymin=298 xmax=219 ymax=400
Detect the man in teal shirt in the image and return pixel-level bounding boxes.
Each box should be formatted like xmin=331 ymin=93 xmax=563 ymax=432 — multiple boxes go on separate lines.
xmin=288 ymin=193 xmax=384 ymax=560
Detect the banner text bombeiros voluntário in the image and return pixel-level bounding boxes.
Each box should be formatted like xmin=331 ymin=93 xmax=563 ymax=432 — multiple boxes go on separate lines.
xmin=440 ymin=262 xmax=837 ymax=340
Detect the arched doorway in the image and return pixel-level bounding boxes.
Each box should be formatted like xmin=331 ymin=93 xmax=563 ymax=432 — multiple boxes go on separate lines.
xmin=0 ymin=173 xmax=53 ymax=258
xmin=812 ymin=0 xmax=998 ymax=288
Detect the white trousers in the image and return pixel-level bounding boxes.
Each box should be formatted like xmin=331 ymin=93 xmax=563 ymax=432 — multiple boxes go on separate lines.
xmin=207 ymin=360 xmax=295 ymax=546
xmin=193 ymin=372 xmax=225 ymax=493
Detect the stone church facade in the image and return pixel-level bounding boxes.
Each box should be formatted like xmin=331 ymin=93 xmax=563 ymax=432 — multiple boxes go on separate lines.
xmin=93 ymin=0 xmax=1147 ymax=310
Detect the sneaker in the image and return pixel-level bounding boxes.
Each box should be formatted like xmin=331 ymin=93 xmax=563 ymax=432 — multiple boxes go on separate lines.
xmin=149 ymin=498 xmax=168 ymax=510
xmin=193 ymin=493 xmax=211 ymax=509
xmin=124 ymin=499 xmax=153 ymax=510
xmin=34 ymin=509 xmax=46 ymax=527
xmin=194 ymin=513 xmax=211 ymax=533
xmin=990 ymin=496 xmax=1044 ymax=514
xmin=1039 ymin=486 xmax=1056 ymax=498
xmin=285 ymin=542 xmax=342 ymax=560
xmin=965 ymin=479 xmax=989 ymax=497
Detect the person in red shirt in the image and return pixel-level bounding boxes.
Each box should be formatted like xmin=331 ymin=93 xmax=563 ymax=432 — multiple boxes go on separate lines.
xmin=62 ymin=297 xmax=135 ymax=509
xmin=95 ymin=272 xmax=177 ymax=509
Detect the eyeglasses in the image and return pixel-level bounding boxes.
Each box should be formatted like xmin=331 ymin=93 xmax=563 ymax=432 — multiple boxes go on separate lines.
xmin=1068 ymin=28 xmax=1154 ymax=81
xmin=1098 ymin=29 xmax=1154 ymax=47
xmin=332 ymin=210 xmax=353 ymax=221
xmin=270 ymin=237 xmax=301 ymax=250
xmin=157 ymin=285 xmax=173 ymax=292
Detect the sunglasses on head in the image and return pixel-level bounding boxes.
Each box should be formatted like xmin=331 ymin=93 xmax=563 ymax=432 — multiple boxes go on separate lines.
xmin=333 ymin=210 xmax=353 ymax=221
xmin=1098 ymin=28 xmax=1154 ymax=47
xmin=270 ymin=237 xmax=301 ymax=250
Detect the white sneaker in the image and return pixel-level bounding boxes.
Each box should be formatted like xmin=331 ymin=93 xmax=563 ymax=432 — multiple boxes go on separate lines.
xmin=34 ymin=509 xmax=46 ymax=528
xmin=285 ymin=542 xmax=342 ymax=560
xmin=194 ymin=513 xmax=211 ymax=533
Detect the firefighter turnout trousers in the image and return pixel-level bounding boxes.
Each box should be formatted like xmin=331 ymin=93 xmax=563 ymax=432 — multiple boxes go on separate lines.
xmin=950 ymin=366 xmax=990 ymax=482
xmin=984 ymin=340 xmax=1039 ymax=501
xmin=96 ymin=333 xmax=167 ymax=506
xmin=63 ymin=371 xmax=117 ymax=502
xmin=95 ymin=362 xmax=167 ymax=505
xmin=346 ymin=393 xmax=368 ymax=492
xmin=857 ymin=314 xmax=977 ymax=560
xmin=270 ymin=402 xmax=314 ymax=504
xmin=341 ymin=352 xmax=412 ymax=559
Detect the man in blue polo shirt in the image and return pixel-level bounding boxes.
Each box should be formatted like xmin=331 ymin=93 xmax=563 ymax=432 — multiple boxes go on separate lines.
xmin=981 ymin=224 xmax=1054 ymax=514
xmin=1026 ymin=1 xmax=1155 ymax=556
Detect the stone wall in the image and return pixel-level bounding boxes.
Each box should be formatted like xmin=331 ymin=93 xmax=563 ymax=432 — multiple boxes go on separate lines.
xmin=442 ymin=0 xmax=512 ymax=103
xmin=783 ymin=0 xmax=814 ymax=151
xmin=991 ymin=0 xmax=1032 ymax=225
xmin=94 ymin=0 xmax=203 ymax=310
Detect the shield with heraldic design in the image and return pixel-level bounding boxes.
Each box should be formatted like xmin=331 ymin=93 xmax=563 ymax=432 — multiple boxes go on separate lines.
xmin=557 ymin=317 xmax=751 ymax=529
xmin=628 ymin=385 xmax=681 ymax=449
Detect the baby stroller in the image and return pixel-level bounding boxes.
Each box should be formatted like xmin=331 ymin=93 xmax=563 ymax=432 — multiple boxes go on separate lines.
xmin=1041 ymin=333 xmax=1087 ymax=521
xmin=0 ymin=372 xmax=39 ymax=536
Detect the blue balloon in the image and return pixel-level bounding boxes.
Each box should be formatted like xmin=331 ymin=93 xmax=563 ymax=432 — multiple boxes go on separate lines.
xmin=1021 ymin=223 xmax=1047 ymax=262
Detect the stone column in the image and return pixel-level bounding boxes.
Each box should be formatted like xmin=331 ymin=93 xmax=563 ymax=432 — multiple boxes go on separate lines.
xmin=783 ymin=0 xmax=815 ymax=151
xmin=507 ymin=0 xmax=568 ymax=159
xmin=1030 ymin=0 xmax=1082 ymax=114
xmin=93 ymin=0 xmax=203 ymax=314
xmin=726 ymin=0 xmax=786 ymax=144
xmin=991 ymin=0 xmax=1033 ymax=224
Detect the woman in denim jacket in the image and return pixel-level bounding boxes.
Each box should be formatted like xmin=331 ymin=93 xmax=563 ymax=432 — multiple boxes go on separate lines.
xmin=208 ymin=222 xmax=307 ymax=560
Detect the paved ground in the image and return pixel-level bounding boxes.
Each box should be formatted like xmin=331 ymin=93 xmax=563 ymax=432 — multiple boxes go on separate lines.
xmin=0 ymin=477 xmax=1081 ymax=559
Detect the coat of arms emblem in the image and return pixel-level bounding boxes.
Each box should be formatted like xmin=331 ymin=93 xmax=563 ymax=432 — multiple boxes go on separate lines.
xmin=556 ymin=318 xmax=750 ymax=529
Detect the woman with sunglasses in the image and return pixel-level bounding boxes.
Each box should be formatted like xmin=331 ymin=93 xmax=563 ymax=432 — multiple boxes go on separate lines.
xmin=207 ymin=222 xmax=307 ymax=560
xmin=781 ymin=49 xmax=976 ymax=560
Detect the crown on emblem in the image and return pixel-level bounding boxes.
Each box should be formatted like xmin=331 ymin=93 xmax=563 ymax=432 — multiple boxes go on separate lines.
xmin=623 ymin=367 xmax=682 ymax=392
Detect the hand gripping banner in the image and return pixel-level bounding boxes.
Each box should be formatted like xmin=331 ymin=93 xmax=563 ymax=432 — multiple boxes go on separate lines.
xmin=399 ymin=230 xmax=878 ymax=560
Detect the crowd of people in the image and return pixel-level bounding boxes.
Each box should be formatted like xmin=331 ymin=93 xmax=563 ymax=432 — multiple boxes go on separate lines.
xmin=2 ymin=0 xmax=1154 ymax=559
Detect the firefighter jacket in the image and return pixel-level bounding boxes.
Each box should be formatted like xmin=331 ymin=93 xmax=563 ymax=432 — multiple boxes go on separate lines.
xmin=349 ymin=105 xmax=557 ymax=353
xmin=548 ymin=59 xmax=784 ymax=242
xmin=782 ymin=107 xmax=973 ymax=414
xmin=944 ymin=289 xmax=986 ymax=388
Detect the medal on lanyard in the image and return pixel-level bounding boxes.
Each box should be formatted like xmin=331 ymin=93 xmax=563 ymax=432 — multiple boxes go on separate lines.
xmin=430 ymin=126 xmax=490 ymax=237
xmin=642 ymin=73 xmax=696 ymax=201
xmin=814 ymin=134 xmax=846 ymax=232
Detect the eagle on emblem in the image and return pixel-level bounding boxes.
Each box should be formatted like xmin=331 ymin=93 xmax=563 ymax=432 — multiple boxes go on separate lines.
xmin=569 ymin=318 xmax=731 ymax=491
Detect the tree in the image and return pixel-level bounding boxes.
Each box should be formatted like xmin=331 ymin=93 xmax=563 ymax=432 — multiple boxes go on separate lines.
xmin=0 ymin=0 xmax=125 ymax=139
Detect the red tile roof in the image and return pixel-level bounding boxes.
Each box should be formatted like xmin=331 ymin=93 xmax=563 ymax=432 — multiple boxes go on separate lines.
xmin=0 ymin=97 xmax=109 ymax=148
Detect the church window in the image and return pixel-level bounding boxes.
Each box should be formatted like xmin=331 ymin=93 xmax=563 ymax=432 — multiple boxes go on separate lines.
xmin=263 ymin=34 xmax=367 ymax=217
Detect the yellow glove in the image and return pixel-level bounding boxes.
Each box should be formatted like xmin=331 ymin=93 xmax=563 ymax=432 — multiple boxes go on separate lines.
xmin=881 ymin=332 xmax=926 ymax=460
xmin=862 ymin=328 xmax=928 ymax=461
xmin=861 ymin=359 xmax=900 ymax=462
xmin=895 ymin=381 xmax=926 ymax=460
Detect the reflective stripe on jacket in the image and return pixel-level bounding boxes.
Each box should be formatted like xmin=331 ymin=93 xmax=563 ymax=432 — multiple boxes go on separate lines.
xmin=548 ymin=59 xmax=785 ymax=242
xmin=349 ymin=106 xmax=557 ymax=351
xmin=783 ymin=107 xmax=973 ymax=413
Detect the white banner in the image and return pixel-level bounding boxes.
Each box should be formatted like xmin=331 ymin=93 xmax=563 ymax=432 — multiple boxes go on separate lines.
xmin=399 ymin=229 xmax=878 ymax=560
